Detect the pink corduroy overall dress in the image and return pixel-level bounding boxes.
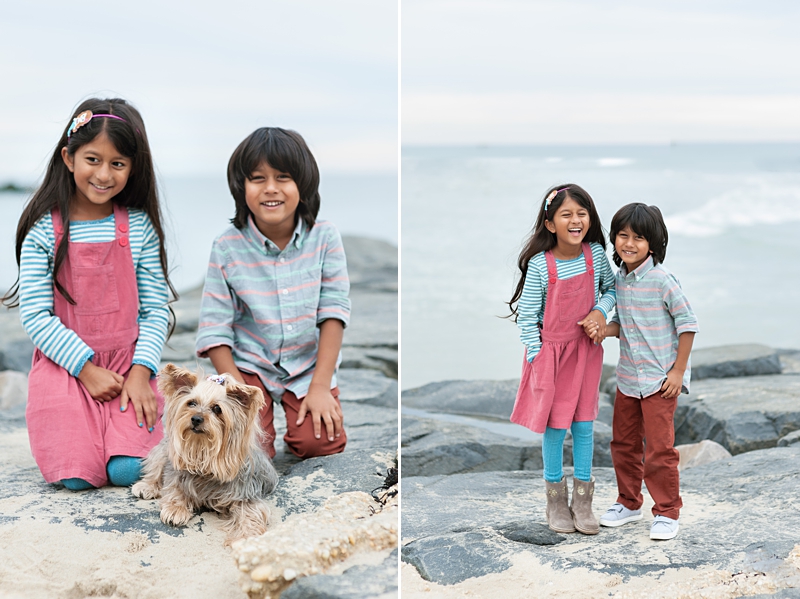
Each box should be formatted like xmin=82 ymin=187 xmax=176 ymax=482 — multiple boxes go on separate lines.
xmin=26 ymin=204 xmax=164 ymax=487
xmin=511 ymin=242 xmax=603 ymax=433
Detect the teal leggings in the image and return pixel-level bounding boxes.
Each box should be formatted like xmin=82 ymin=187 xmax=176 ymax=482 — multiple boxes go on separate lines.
xmin=61 ymin=456 xmax=142 ymax=490
xmin=542 ymin=421 xmax=594 ymax=483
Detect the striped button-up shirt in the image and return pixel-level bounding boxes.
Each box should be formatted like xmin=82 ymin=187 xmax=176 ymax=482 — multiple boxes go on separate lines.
xmin=196 ymin=216 xmax=350 ymax=401
xmin=611 ymin=256 xmax=698 ymax=398
xmin=19 ymin=211 xmax=169 ymax=376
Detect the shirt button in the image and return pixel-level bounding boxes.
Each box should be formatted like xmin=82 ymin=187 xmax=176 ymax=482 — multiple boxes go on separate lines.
xmin=280 ymin=257 xmax=285 ymax=263
xmin=282 ymin=289 xmax=288 ymax=295
xmin=287 ymin=324 xmax=293 ymax=331
xmin=639 ymin=369 xmax=643 ymax=372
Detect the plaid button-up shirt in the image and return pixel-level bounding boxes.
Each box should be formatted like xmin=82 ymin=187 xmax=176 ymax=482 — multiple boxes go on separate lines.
xmin=196 ymin=216 xmax=350 ymax=401
xmin=611 ymin=256 xmax=698 ymax=398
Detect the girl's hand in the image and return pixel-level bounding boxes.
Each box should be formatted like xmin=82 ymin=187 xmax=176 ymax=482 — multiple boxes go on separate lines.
xmin=660 ymin=368 xmax=684 ymax=399
xmin=578 ymin=309 xmax=606 ymax=344
xmin=78 ymin=361 xmax=124 ymax=402
xmin=296 ymin=384 xmax=343 ymax=442
xmin=120 ymin=364 xmax=158 ymax=431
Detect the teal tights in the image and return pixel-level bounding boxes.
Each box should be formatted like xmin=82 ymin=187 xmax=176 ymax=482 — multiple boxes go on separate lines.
xmin=61 ymin=456 xmax=142 ymax=490
xmin=542 ymin=421 xmax=594 ymax=483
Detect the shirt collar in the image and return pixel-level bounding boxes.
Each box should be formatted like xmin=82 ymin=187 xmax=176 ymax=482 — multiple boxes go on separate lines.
xmin=247 ymin=216 xmax=306 ymax=252
xmin=621 ymin=255 xmax=655 ymax=281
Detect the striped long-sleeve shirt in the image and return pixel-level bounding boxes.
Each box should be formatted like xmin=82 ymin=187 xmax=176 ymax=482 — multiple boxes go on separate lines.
xmin=517 ymin=242 xmax=616 ymax=362
xmin=19 ymin=210 xmax=170 ymax=376
xmin=195 ymin=216 xmax=351 ymax=401
xmin=611 ymin=256 xmax=699 ymax=398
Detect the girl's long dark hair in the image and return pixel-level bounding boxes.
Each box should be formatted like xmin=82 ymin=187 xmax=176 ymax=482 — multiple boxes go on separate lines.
xmin=507 ymin=184 xmax=605 ymax=321
xmin=2 ymin=98 xmax=178 ymax=336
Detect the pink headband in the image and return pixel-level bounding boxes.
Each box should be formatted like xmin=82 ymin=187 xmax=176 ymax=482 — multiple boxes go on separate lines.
xmin=67 ymin=110 xmax=127 ymax=138
xmin=544 ymin=186 xmax=570 ymax=212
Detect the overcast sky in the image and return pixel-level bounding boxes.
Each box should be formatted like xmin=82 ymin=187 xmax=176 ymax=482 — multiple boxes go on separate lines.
xmin=0 ymin=1 xmax=397 ymax=181
xmin=402 ymin=0 xmax=800 ymax=145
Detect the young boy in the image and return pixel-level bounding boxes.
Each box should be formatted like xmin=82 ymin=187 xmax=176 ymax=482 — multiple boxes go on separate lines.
xmin=599 ymin=203 xmax=698 ymax=540
xmin=196 ymin=127 xmax=350 ymax=459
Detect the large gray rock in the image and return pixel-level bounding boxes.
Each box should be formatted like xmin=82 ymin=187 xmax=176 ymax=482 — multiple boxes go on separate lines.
xmin=402 ymin=379 xmax=520 ymax=419
xmin=674 ymin=374 xmax=800 ymax=454
xmin=0 ymin=371 xmax=27 ymax=411
xmin=691 ymin=344 xmax=782 ymax=380
xmin=281 ymin=550 xmax=398 ymax=599
xmin=401 ymin=413 xmax=612 ymax=477
xmin=402 ymin=446 xmax=800 ymax=585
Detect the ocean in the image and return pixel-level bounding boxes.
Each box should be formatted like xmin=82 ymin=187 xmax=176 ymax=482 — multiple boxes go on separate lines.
xmin=0 ymin=172 xmax=397 ymax=295
xmin=401 ymin=143 xmax=800 ymax=390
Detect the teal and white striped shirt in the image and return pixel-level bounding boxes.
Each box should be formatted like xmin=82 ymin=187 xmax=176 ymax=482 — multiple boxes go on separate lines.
xmin=195 ymin=216 xmax=351 ymax=401
xmin=19 ymin=210 xmax=170 ymax=376
xmin=517 ymin=242 xmax=616 ymax=362
xmin=611 ymin=256 xmax=699 ymax=398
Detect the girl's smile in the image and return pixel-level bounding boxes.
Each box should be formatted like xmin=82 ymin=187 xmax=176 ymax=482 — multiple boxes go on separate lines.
xmin=61 ymin=131 xmax=131 ymax=220
xmin=545 ymin=196 xmax=591 ymax=259
xmin=614 ymin=225 xmax=651 ymax=271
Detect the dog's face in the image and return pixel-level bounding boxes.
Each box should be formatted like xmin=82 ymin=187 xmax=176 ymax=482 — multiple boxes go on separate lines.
xmin=157 ymin=364 xmax=266 ymax=481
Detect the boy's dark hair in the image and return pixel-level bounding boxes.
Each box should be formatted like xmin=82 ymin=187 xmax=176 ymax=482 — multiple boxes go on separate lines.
xmin=507 ymin=183 xmax=606 ymax=321
xmin=3 ymin=98 xmax=178 ymax=336
xmin=609 ymin=203 xmax=668 ymax=267
xmin=227 ymin=127 xmax=320 ymax=230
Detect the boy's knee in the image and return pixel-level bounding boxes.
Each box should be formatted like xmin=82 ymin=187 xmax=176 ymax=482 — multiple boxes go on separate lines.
xmin=285 ymin=434 xmax=347 ymax=459
xmin=106 ymin=456 xmax=142 ymax=487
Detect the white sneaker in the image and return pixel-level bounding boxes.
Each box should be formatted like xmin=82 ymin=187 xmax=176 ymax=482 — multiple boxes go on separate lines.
xmin=599 ymin=502 xmax=643 ymax=527
xmin=650 ymin=515 xmax=679 ymax=540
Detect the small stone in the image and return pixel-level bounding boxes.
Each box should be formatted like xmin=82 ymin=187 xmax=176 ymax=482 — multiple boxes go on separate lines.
xmin=250 ymin=565 xmax=273 ymax=583
xmin=283 ymin=568 xmax=296 ymax=581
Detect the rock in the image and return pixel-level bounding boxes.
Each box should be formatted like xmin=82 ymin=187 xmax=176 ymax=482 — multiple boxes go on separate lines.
xmin=281 ymin=550 xmax=398 ymax=599
xmin=341 ymin=346 xmax=397 ymax=379
xmin=0 ymin=339 xmax=34 ymax=374
xmin=401 ymin=447 xmax=800 ymax=585
xmin=234 ymin=491 xmax=397 ymax=599
xmin=676 ymin=439 xmax=732 ymax=471
xmin=338 ymin=369 xmax=398 ymax=406
xmin=597 ymin=392 xmax=614 ymax=425
xmin=779 ymin=350 xmax=800 ymax=374
xmin=0 ymin=371 xmax=27 ymax=411
xmin=674 ymin=374 xmax=800 ymax=454
xmin=402 ymin=379 xmax=519 ymax=419
xmin=341 ymin=237 xmax=397 ymax=293
xmin=777 ymin=430 xmax=800 ymax=447
xmin=335 ymin=403 xmax=397 ymax=453
xmin=691 ymin=344 xmax=782 ymax=380
xmin=401 ymin=413 xmax=612 ymax=477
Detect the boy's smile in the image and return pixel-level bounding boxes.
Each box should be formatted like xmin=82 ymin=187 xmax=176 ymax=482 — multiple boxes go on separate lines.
xmin=615 ymin=225 xmax=651 ymax=271
xmin=244 ymin=162 xmax=301 ymax=247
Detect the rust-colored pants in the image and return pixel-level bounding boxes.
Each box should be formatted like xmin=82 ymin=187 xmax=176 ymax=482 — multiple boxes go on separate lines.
xmin=240 ymin=372 xmax=347 ymax=459
xmin=610 ymin=388 xmax=682 ymax=520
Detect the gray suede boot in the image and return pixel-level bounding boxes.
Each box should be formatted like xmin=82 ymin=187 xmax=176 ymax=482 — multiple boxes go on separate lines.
xmin=570 ymin=476 xmax=600 ymax=535
xmin=545 ymin=478 xmax=576 ymax=533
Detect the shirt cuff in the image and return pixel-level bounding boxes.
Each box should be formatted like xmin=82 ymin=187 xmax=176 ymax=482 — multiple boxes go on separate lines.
xmin=71 ymin=349 xmax=95 ymax=378
xmin=592 ymin=305 xmax=608 ymax=319
xmin=132 ymin=358 xmax=159 ymax=376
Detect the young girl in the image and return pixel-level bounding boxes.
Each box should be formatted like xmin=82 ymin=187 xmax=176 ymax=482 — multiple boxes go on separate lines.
xmin=2 ymin=98 xmax=176 ymax=490
xmin=195 ymin=127 xmax=350 ymax=460
xmin=508 ymin=184 xmax=616 ymax=535
xmin=599 ymin=203 xmax=697 ymax=541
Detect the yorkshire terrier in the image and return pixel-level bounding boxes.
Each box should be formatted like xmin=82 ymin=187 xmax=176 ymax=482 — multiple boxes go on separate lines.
xmin=132 ymin=364 xmax=278 ymax=545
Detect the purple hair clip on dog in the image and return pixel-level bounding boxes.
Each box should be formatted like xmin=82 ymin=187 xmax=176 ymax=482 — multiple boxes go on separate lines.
xmin=207 ymin=374 xmax=226 ymax=386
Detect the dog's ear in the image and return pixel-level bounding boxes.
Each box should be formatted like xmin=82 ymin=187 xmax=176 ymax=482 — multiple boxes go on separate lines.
xmin=226 ymin=381 xmax=266 ymax=414
xmin=158 ymin=363 xmax=198 ymax=398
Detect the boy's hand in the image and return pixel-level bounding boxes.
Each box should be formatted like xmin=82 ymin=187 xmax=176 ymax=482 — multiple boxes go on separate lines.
xmin=578 ymin=309 xmax=606 ymax=344
xmin=661 ymin=368 xmax=684 ymax=399
xmin=120 ymin=364 xmax=158 ymax=431
xmin=78 ymin=361 xmax=124 ymax=402
xmin=296 ymin=384 xmax=343 ymax=442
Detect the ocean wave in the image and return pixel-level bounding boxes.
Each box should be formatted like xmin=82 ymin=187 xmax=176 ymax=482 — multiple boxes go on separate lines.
xmin=597 ymin=158 xmax=634 ymax=167
xmin=665 ymin=183 xmax=800 ymax=237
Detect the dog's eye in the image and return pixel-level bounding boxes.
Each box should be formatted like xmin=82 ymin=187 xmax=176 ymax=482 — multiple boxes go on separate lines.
xmin=212 ymin=405 xmax=222 ymax=416
xmin=187 ymin=400 xmax=197 ymax=408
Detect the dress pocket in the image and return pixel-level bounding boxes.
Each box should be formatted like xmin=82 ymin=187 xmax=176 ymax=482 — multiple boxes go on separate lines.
xmin=557 ymin=288 xmax=589 ymax=323
xmin=72 ymin=264 xmax=120 ymax=315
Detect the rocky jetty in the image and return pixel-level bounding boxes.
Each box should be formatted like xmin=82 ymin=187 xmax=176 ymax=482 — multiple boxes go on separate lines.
xmin=401 ymin=343 xmax=800 ymax=597
xmin=0 ymin=235 xmax=398 ymax=599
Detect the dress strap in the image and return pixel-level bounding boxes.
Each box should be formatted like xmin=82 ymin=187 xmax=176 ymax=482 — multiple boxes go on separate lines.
xmin=113 ymin=203 xmax=130 ymax=247
xmin=51 ymin=209 xmax=64 ymax=248
xmin=582 ymin=242 xmax=594 ymax=275
xmin=544 ymin=250 xmax=558 ymax=284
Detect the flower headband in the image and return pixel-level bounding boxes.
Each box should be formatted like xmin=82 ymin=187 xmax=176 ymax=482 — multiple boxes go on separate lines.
xmin=67 ymin=110 xmax=127 ymax=138
xmin=207 ymin=374 xmax=226 ymax=385
xmin=544 ymin=186 xmax=571 ymax=212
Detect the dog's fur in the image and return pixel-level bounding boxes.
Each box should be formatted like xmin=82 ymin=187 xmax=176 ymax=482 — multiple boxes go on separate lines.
xmin=132 ymin=364 xmax=278 ymax=545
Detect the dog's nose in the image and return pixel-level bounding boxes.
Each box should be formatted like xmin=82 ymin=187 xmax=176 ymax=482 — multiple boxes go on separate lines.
xmin=191 ymin=415 xmax=204 ymax=427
